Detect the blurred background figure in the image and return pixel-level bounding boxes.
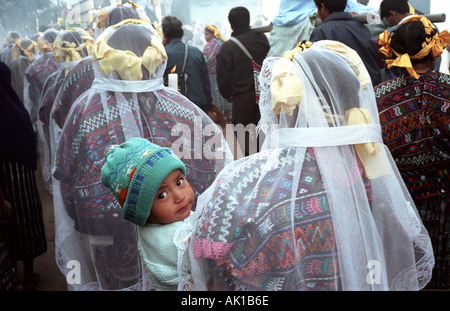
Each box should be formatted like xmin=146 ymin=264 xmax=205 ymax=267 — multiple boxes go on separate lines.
xmin=10 ymin=38 xmax=39 ymax=103
xmin=203 ymin=24 xmax=231 ymax=122
xmin=375 ymin=16 xmax=450 ymax=289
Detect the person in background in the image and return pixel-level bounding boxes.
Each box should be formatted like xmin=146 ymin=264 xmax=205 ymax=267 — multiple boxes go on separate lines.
xmin=310 ymin=0 xmax=382 ymax=85
xmin=51 ymin=1 xmax=148 ymax=130
xmin=23 ymin=28 xmax=59 ymax=132
xmin=216 ymin=6 xmax=270 ymax=156
xmin=0 ymin=60 xmax=47 ymax=291
xmin=375 ymin=16 xmax=450 ymax=289
xmin=162 ymin=15 xmax=212 ymax=112
xmin=376 ymin=0 xmax=441 ymax=81
xmin=37 ymin=29 xmax=94 ymax=193
xmin=203 ymin=25 xmax=231 ymax=122
xmin=9 ymin=38 xmax=39 ymax=103
xmin=0 ymin=31 xmax=22 ymax=67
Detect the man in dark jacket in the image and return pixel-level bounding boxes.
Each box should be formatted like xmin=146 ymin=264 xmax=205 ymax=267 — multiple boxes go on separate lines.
xmin=310 ymin=0 xmax=382 ymax=86
xmin=216 ymin=6 xmax=270 ymax=156
xmin=162 ymin=16 xmax=212 ymax=111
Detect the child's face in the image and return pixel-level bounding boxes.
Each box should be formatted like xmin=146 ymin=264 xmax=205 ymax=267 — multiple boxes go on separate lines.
xmin=148 ymin=169 xmax=194 ymax=224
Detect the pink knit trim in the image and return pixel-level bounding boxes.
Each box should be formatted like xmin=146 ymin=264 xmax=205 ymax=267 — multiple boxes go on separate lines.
xmin=193 ymin=238 xmax=234 ymax=259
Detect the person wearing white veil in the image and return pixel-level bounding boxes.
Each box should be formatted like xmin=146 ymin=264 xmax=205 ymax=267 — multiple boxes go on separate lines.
xmin=176 ymin=40 xmax=434 ymax=291
xmin=23 ymin=28 xmax=59 ymax=132
xmin=51 ymin=1 xmax=150 ymax=132
xmin=52 ymin=19 xmax=233 ymax=291
xmin=9 ymin=38 xmax=39 ymax=103
xmin=36 ymin=29 xmax=94 ymax=193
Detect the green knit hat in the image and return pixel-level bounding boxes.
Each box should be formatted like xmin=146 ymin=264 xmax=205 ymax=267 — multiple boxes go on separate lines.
xmin=101 ymin=137 xmax=186 ymax=226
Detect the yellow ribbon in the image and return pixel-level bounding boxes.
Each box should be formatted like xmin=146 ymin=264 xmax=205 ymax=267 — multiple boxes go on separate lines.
xmin=280 ymin=41 xmax=388 ymax=178
xmin=320 ymin=41 xmax=372 ymax=89
xmin=205 ymin=24 xmax=227 ymax=42
xmin=38 ymin=35 xmax=52 ymax=52
xmin=12 ymin=39 xmax=39 ymax=59
xmin=271 ymin=62 xmax=303 ymax=115
xmin=7 ymin=32 xmax=21 ymax=44
xmin=284 ymin=40 xmax=371 ymax=89
xmin=283 ymin=40 xmax=313 ymax=60
xmin=118 ymin=1 xmax=140 ymax=9
xmin=346 ymin=108 xmax=389 ymax=179
xmin=379 ymin=15 xmax=450 ymax=79
xmin=53 ymin=32 xmax=94 ymax=63
xmin=93 ymin=21 xmax=167 ymax=80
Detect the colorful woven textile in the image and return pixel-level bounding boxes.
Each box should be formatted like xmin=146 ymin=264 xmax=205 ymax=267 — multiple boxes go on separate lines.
xmin=52 ymin=57 xmax=94 ymax=129
xmin=375 ymin=70 xmax=450 ymax=289
xmin=375 ymin=71 xmax=450 ymax=200
xmin=24 ymin=53 xmax=58 ymax=126
xmin=194 ymin=148 xmax=354 ymax=291
xmin=203 ymin=38 xmax=231 ymax=118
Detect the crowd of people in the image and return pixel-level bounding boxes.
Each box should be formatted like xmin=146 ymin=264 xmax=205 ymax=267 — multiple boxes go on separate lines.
xmin=0 ymin=0 xmax=448 ymax=293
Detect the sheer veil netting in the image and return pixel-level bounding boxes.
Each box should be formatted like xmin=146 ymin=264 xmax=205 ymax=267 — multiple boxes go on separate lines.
xmin=176 ymin=40 xmax=434 ymax=291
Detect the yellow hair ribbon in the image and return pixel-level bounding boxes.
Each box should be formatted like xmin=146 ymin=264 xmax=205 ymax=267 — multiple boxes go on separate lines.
xmin=319 ymin=41 xmax=372 ymax=89
xmin=97 ymin=7 xmax=109 ymax=29
xmin=112 ymin=18 xmax=149 ymax=29
xmin=285 ymin=40 xmax=371 ymax=88
xmin=379 ymin=15 xmax=450 ymax=79
xmin=93 ymin=29 xmax=167 ymax=80
xmin=53 ymin=33 xmax=94 ymax=63
xmin=24 ymin=40 xmax=39 ymax=58
xmin=12 ymin=39 xmax=38 ymax=59
xmin=270 ymin=62 xmax=303 ymax=115
xmin=153 ymin=21 xmax=163 ymax=37
xmin=281 ymin=41 xmax=387 ymax=177
xmin=346 ymin=108 xmax=389 ymax=179
xmin=205 ymin=24 xmax=227 ymax=42
xmin=38 ymin=36 xmax=52 ymax=52
xmin=127 ymin=1 xmax=139 ymax=9
xmin=282 ymin=40 xmax=313 ymax=60
xmin=118 ymin=1 xmax=140 ymax=9
xmin=7 ymin=32 xmax=21 ymax=44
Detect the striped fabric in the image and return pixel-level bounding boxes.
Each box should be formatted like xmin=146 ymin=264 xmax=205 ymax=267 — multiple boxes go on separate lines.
xmin=0 ymin=160 xmax=47 ymax=260
xmin=375 ymin=70 xmax=450 ymax=289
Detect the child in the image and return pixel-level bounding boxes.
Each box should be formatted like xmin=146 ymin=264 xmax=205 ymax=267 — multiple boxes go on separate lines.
xmin=101 ymin=137 xmax=195 ymax=291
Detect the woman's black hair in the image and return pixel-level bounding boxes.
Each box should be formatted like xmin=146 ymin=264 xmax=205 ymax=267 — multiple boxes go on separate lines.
xmin=390 ymin=20 xmax=436 ymax=64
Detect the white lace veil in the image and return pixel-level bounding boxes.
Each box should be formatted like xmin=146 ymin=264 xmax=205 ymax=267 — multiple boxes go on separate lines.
xmin=177 ymin=40 xmax=434 ymax=291
xmin=51 ymin=19 xmax=233 ymax=291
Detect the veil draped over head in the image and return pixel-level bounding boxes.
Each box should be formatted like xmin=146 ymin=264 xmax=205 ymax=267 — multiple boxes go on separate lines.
xmin=36 ymin=28 xmax=94 ymax=192
xmin=176 ymin=40 xmax=434 ymax=291
xmin=51 ymin=19 xmax=233 ymax=291
xmin=24 ymin=28 xmax=59 ymax=131
xmin=51 ymin=1 xmax=149 ymax=134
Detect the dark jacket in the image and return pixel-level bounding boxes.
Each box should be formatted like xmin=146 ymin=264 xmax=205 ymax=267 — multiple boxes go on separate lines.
xmin=0 ymin=61 xmax=37 ymax=170
xmin=164 ymin=39 xmax=212 ymax=109
xmin=310 ymin=11 xmax=382 ymax=86
xmin=216 ymin=27 xmax=270 ymax=99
